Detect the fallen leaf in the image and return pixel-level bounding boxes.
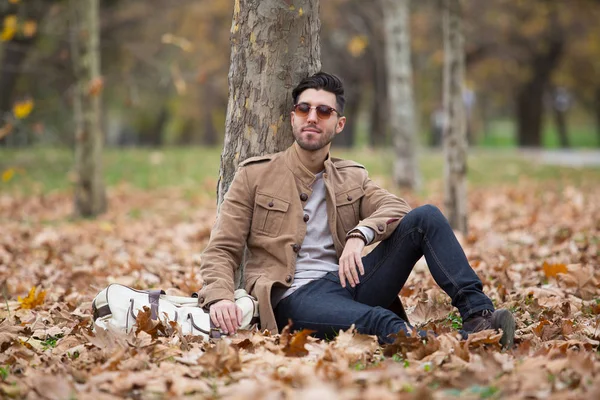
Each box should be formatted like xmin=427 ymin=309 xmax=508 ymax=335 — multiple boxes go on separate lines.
xmin=17 ymin=286 xmax=46 ymax=309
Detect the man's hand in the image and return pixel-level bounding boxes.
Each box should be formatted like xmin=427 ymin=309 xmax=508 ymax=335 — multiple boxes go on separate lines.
xmin=209 ymin=299 xmax=242 ymax=334
xmin=339 ymin=237 xmax=366 ymax=288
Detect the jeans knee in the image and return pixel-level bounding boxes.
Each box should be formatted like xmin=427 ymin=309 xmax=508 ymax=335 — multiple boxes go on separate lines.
xmin=404 ymin=204 xmax=443 ymax=227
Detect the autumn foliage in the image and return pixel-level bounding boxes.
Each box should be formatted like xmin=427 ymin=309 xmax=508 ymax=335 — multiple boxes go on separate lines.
xmin=0 ymin=178 xmax=599 ymax=398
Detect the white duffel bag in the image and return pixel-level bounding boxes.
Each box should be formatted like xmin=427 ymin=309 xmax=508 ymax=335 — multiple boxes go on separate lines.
xmin=91 ymin=283 xmax=259 ymax=340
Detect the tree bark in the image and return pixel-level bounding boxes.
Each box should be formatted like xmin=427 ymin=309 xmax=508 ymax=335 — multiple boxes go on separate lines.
xmin=443 ymin=0 xmax=468 ymax=235
xmin=218 ymin=0 xmax=321 ymax=205
xmin=552 ymin=107 xmax=569 ymax=148
xmin=333 ymin=89 xmax=357 ymax=148
xmin=515 ymin=17 xmax=563 ymax=147
xmin=0 ymin=0 xmax=52 ymax=146
xmin=202 ymin=81 xmax=218 ymax=146
xmin=382 ymin=0 xmax=419 ymax=189
xmin=595 ymin=87 xmax=600 ymax=147
xmin=71 ymin=0 xmax=107 ymax=217
xmin=368 ymin=13 xmax=388 ymax=148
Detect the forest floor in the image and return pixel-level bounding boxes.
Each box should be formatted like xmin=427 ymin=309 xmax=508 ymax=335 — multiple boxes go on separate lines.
xmin=1 ymin=150 xmax=599 ymax=399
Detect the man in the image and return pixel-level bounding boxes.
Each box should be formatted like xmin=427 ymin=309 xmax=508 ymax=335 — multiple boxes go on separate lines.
xmin=197 ymin=72 xmax=515 ymax=348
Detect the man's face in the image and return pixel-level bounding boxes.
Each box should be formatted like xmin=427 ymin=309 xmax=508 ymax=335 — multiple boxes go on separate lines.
xmin=291 ymin=89 xmax=346 ymax=151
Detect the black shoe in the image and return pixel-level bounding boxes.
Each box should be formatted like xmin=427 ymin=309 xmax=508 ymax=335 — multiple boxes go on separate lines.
xmin=462 ymin=309 xmax=515 ymax=349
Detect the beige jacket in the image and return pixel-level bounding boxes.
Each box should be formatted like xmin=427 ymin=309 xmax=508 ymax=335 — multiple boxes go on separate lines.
xmin=197 ymin=145 xmax=412 ymax=332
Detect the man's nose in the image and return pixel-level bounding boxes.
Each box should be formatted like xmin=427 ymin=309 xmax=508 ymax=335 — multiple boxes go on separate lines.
xmin=306 ymin=107 xmax=318 ymax=124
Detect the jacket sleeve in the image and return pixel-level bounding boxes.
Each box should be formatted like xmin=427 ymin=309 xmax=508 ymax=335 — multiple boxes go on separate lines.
xmin=356 ymin=171 xmax=412 ymax=243
xmin=197 ymin=167 xmax=254 ymax=308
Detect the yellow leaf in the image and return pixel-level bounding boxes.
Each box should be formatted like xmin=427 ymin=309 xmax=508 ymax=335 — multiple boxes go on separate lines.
xmin=1 ymin=15 xmax=17 ymax=41
xmin=542 ymin=261 xmax=568 ymax=278
xmin=22 ymin=20 xmax=37 ymax=38
xmin=12 ymin=99 xmax=34 ymax=119
xmin=2 ymin=168 xmax=16 ymax=183
xmin=18 ymin=286 xmax=47 ymax=310
xmin=347 ymin=35 xmax=369 ymax=58
xmin=9 ymin=0 xmax=20 ymax=4
xmin=298 ymin=7 xmax=304 ymax=17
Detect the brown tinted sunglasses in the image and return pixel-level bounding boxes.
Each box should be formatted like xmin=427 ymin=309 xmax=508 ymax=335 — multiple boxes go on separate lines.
xmin=293 ymin=103 xmax=340 ymax=120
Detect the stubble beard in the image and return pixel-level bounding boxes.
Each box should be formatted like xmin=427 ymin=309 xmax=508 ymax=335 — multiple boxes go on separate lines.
xmin=293 ymin=125 xmax=335 ymax=151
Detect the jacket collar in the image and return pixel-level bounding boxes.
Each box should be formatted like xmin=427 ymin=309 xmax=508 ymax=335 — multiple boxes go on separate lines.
xmin=284 ymin=144 xmax=333 ymax=188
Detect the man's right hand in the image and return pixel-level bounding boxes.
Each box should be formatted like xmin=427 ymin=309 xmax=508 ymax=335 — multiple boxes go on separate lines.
xmin=209 ymin=299 xmax=242 ymax=335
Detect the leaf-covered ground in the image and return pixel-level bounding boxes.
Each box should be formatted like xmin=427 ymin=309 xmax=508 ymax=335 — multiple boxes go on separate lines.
xmin=1 ymin=178 xmax=599 ymax=399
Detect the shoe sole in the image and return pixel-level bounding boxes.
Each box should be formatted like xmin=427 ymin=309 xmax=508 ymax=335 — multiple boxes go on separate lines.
xmin=491 ymin=309 xmax=516 ymax=349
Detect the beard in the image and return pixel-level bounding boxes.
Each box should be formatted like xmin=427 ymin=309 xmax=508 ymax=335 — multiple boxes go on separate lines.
xmin=292 ymin=124 xmax=336 ymax=151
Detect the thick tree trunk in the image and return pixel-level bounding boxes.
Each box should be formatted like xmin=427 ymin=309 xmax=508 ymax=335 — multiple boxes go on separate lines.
xmin=0 ymin=1 xmax=52 ymax=146
xmin=515 ymin=23 xmax=563 ymax=147
xmin=202 ymin=81 xmax=218 ymax=146
xmin=71 ymin=0 xmax=106 ymax=217
xmin=595 ymin=88 xmax=600 ymax=147
xmin=333 ymin=89 xmax=357 ymax=148
xmin=552 ymin=107 xmax=569 ymax=148
xmin=382 ymin=0 xmax=418 ymax=189
xmin=218 ymin=0 xmax=321 ymax=205
xmin=515 ymin=77 xmax=545 ymax=147
xmin=443 ymin=0 xmax=468 ymax=235
xmin=369 ymin=30 xmax=388 ymax=148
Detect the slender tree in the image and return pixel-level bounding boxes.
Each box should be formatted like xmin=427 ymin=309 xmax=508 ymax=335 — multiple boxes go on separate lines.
xmin=442 ymin=0 xmax=467 ymax=234
xmin=71 ymin=0 xmax=106 ymax=217
xmin=382 ymin=0 xmax=419 ymax=189
xmin=217 ymin=0 xmax=321 ymax=205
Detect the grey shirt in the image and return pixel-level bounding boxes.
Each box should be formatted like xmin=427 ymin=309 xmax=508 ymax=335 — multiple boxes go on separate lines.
xmin=271 ymin=171 xmax=374 ymax=307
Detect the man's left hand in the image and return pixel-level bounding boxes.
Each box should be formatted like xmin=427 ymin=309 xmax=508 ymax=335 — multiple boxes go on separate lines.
xmin=339 ymin=237 xmax=366 ymax=288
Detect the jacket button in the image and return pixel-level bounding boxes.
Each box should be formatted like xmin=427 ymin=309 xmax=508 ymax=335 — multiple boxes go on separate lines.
xmin=300 ymin=193 xmax=308 ymax=201
xmin=268 ymin=201 xmax=274 ymax=207
xmin=347 ymin=195 xmax=352 ymax=201
xmin=292 ymin=244 xmax=301 ymax=252
xmin=303 ymin=214 xmax=310 ymax=222
xmin=377 ymin=224 xmax=385 ymax=232
xmin=285 ymin=275 xmax=292 ymax=283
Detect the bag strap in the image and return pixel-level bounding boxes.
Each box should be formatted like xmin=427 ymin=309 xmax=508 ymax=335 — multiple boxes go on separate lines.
xmin=147 ymin=290 xmax=162 ymax=320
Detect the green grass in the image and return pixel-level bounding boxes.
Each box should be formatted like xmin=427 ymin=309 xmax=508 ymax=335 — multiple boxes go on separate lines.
xmin=480 ymin=119 xmax=599 ymax=148
xmin=1 ymin=146 xmax=599 ymax=197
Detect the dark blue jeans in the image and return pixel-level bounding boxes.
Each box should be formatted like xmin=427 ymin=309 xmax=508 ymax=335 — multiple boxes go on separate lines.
xmin=274 ymin=205 xmax=494 ymax=344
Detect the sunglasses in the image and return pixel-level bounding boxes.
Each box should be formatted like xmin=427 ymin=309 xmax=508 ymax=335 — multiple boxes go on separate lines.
xmin=293 ymin=103 xmax=340 ymax=120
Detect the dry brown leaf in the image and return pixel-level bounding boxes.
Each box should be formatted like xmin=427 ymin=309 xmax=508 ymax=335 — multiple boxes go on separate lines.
xmin=281 ymin=327 xmax=315 ymax=357
xmin=332 ymin=325 xmax=378 ymax=363
xmin=197 ymin=340 xmax=241 ymax=375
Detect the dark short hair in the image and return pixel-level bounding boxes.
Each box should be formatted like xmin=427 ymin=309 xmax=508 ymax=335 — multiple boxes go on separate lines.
xmin=292 ymin=72 xmax=345 ymax=114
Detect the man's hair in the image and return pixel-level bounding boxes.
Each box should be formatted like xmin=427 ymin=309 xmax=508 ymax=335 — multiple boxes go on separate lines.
xmin=292 ymin=72 xmax=345 ymax=114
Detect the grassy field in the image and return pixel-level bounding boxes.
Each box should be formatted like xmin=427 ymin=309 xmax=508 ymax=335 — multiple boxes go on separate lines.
xmin=479 ymin=119 xmax=599 ymax=148
xmin=1 ymin=146 xmax=599 ymax=198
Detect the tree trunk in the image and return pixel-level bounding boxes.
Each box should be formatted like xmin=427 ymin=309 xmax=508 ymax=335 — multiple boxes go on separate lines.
xmin=515 ymin=76 xmax=546 ymax=147
xmin=595 ymin=87 xmax=600 ymax=147
xmin=333 ymin=89 xmax=357 ymax=148
xmin=217 ymin=0 xmax=321 ymax=205
xmin=552 ymin=107 xmax=569 ymax=148
xmin=443 ymin=0 xmax=468 ymax=235
xmin=0 ymin=0 xmax=52 ymax=146
xmin=515 ymin=17 xmax=563 ymax=147
xmin=369 ymin=25 xmax=388 ymax=148
xmin=202 ymin=81 xmax=218 ymax=146
xmin=382 ymin=0 xmax=419 ymax=189
xmin=71 ymin=0 xmax=106 ymax=217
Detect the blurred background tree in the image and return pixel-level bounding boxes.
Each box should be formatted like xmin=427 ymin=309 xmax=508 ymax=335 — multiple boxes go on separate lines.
xmin=0 ymin=0 xmax=599 ymax=149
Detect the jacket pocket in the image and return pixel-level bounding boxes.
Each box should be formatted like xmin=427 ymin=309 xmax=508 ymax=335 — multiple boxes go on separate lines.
xmin=336 ymin=186 xmax=365 ymax=234
xmin=252 ymin=192 xmax=290 ymax=237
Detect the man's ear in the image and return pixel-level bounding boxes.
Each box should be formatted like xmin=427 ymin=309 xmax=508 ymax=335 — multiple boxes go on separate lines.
xmin=290 ymin=111 xmax=295 ymax=126
xmin=336 ymin=116 xmax=346 ymax=134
